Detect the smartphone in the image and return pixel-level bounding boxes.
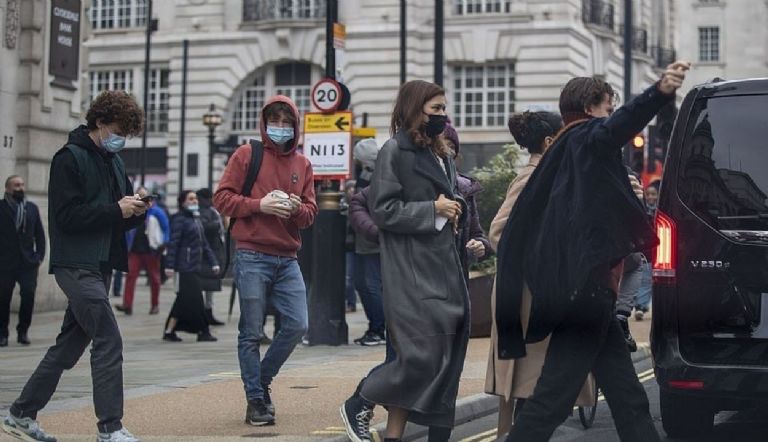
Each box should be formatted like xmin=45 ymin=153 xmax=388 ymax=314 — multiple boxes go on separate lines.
xmin=139 ymin=194 xmax=156 ymax=203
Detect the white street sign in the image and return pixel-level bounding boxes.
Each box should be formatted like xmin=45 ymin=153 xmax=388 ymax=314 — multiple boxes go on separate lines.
xmin=304 ymin=131 xmax=351 ymax=177
xmin=311 ymin=78 xmax=342 ymax=112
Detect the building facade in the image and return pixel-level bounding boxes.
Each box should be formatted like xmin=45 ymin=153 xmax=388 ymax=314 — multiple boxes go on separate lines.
xmin=674 ymin=0 xmax=768 ymax=96
xmin=1 ymin=0 xmax=86 ymax=310
xmin=82 ymin=0 xmax=675 ymax=199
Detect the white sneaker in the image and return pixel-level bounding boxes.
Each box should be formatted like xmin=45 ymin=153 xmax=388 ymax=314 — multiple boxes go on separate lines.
xmin=96 ymin=428 xmax=141 ymax=442
xmin=2 ymin=415 xmax=57 ymax=442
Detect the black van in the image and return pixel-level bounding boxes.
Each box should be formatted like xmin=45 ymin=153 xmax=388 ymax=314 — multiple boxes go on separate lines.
xmin=651 ymin=78 xmax=768 ymax=438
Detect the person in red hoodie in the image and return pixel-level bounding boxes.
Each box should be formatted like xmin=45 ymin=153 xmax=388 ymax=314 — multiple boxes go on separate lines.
xmin=214 ymin=96 xmax=317 ymax=426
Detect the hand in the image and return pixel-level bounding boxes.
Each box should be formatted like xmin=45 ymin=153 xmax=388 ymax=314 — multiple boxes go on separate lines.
xmin=435 ymin=194 xmax=462 ymax=222
xmin=165 ymin=268 xmax=174 ymax=278
xmin=118 ymin=196 xmax=146 ymax=219
xmin=212 ymin=265 xmax=221 ymax=275
xmin=289 ymin=193 xmax=302 ymax=215
xmin=259 ymin=193 xmax=292 ymax=219
xmin=658 ymin=61 xmax=691 ymax=95
xmin=466 ymin=239 xmax=486 ymax=258
xmin=628 ymin=175 xmax=644 ymax=201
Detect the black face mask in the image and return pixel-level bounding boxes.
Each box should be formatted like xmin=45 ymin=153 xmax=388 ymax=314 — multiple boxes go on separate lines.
xmin=11 ymin=190 xmax=24 ymax=202
xmin=424 ymin=114 xmax=448 ymax=138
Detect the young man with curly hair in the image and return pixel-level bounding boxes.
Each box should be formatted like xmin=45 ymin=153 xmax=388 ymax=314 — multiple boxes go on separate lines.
xmin=2 ymin=91 xmax=149 ymax=442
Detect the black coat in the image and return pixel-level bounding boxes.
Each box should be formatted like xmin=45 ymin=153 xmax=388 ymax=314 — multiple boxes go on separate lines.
xmin=495 ymin=84 xmax=672 ymax=360
xmin=165 ymin=210 xmax=218 ymax=274
xmin=0 ymin=199 xmax=45 ymax=271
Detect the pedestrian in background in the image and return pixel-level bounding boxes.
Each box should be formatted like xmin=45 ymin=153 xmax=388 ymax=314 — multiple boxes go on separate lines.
xmin=163 ymin=190 xmax=219 ymax=343
xmin=443 ymin=123 xmax=491 ymax=280
xmin=115 ymin=186 xmax=168 ymax=316
xmin=341 ymin=80 xmax=469 ymax=442
xmin=484 ymin=111 xmax=596 ymax=437
xmin=496 ymin=62 xmax=690 ymax=442
xmin=214 ymin=95 xmax=317 ymax=426
xmin=348 ymin=138 xmax=386 ymax=346
xmin=0 ymin=175 xmax=46 ymax=347
xmin=2 ymin=90 xmax=147 ymax=442
xmin=196 ymin=187 xmax=226 ymax=326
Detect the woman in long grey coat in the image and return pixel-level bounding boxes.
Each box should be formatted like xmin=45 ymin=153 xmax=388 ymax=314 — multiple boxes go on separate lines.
xmin=340 ymin=80 xmax=470 ymax=442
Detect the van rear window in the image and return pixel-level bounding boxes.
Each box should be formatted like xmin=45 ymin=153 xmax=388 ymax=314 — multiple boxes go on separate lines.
xmin=677 ymin=94 xmax=768 ymax=243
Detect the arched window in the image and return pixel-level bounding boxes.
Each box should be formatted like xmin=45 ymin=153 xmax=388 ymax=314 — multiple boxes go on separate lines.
xmin=231 ymin=62 xmax=314 ymax=133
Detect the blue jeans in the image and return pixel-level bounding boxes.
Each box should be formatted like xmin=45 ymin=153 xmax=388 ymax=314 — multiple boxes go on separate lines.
xmin=617 ymin=256 xmax=652 ymax=315
xmin=353 ymin=253 xmax=385 ymax=334
xmin=235 ymin=250 xmax=308 ymax=402
xmin=345 ymin=252 xmax=357 ymax=308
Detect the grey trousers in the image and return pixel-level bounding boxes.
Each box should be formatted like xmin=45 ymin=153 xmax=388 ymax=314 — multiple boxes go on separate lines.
xmin=11 ymin=268 xmax=124 ymax=433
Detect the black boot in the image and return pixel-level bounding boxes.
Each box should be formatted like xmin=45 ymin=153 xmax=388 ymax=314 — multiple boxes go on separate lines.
xmin=205 ymin=308 xmax=225 ymax=326
xmin=17 ymin=331 xmax=30 ymax=345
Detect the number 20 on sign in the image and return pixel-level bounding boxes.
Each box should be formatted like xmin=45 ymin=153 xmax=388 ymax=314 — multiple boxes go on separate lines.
xmin=311 ymin=78 xmax=342 ymax=113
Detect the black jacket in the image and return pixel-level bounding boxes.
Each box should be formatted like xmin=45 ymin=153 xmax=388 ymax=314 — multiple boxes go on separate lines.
xmin=165 ymin=209 xmax=218 ymax=274
xmin=48 ymin=126 xmax=144 ymax=273
xmin=495 ymin=84 xmax=672 ymax=360
xmin=0 ymin=199 xmax=46 ymax=271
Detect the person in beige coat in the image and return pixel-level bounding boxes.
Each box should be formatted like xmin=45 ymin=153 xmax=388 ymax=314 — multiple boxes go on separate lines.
xmin=485 ymin=111 xmax=596 ymax=437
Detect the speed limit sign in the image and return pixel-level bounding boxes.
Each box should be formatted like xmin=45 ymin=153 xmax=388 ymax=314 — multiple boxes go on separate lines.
xmin=312 ymin=78 xmax=342 ymax=113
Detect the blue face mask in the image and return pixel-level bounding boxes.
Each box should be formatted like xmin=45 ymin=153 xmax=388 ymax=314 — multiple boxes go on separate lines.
xmin=266 ymin=126 xmax=294 ymax=145
xmin=100 ymin=127 xmax=126 ymax=153
xmin=186 ymin=204 xmax=199 ymax=213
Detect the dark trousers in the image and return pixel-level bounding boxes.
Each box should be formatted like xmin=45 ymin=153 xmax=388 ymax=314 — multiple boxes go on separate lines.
xmin=0 ymin=267 xmax=38 ymax=337
xmin=353 ymin=253 xmax=385 ymax=334
xmin=11 ymin=268 xmax=124 ymax=433
xmin=506 ymin=285 xmax=660 ymax=442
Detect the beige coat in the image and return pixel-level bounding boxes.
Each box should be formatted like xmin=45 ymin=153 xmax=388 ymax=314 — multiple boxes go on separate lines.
xmin=485 ymin=153 xmax=595 ymax=406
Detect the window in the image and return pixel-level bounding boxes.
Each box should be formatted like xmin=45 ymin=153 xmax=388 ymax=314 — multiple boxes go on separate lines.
xmin=243 ymin=0 xmax=326 ymax=21
xmin=232 ymin=76 xmax=266 ymax=132
xmin=147 ymin=69 xmax=170 ymax=133
xmin=88 ymin=69 xmax=134 ymax=102
xmin=90 ymin=0 xmax=147 ymax=30
xmin=698 ymin=26 xmax=720 ymax=62
xmin=187 ymin=153 xmax=199 ymax=177
xmin=454 ymin=0 xmax=512 ymax=15
xmin=231 ymin=62 xmax=314 ymax=133
xmin=452 ymin=64 xmax=515 ymax=128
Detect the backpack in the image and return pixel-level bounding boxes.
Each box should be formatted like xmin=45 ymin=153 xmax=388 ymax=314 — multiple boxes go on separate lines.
xmin=220 ymin=140 xmax=264 ymax=277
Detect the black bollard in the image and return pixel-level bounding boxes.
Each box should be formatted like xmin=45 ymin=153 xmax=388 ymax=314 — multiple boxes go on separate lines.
xmin=306 ymin=189 xmax=348 ymax=345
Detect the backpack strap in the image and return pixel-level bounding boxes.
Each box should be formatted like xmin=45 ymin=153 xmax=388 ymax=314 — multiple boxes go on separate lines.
xmin=221 ymin=140 xmax=264 ymax=285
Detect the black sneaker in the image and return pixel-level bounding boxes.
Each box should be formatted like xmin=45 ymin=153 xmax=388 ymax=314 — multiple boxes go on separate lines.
xmin=245 ymin=399 xmax=275 ymax=426
xmin=262 ymin=384 xmax=275 ymax=416
xmin=340 ymin=396 xmax=373 ymax=442
xmin=197 ymin=332 xmax=218 ymax=342
xmin=353 ymin=331 xmax=372 ymax=345
xmin=617 ymin=315 xmax=637 ymax=352
xmin=163 ymin=332 xmax=182 ymax=342
xmin=17 ymin=332 xmax=30 ymax=346
xmin=359 ymin=332 xmax=386 ymax=347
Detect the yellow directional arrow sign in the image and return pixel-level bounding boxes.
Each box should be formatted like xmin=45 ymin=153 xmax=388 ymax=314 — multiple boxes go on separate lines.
xmin=304 ymin=112 xmax=353 ymax=133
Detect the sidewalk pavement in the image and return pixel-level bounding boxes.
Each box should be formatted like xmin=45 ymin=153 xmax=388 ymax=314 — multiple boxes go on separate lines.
xmin=0 ymin=280 xmax=652 ymax=442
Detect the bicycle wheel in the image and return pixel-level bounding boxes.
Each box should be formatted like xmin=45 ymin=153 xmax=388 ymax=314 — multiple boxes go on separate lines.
xmin=578 ymin=387 xmax=599 ymax=429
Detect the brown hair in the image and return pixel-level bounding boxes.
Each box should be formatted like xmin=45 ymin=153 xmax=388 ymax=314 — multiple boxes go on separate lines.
xmin=86 ymin=90 xmax=144 ymax=136
xmin=390 ymin=80 xmax=451 ymax=157
xmin=507 ymin=111 xmax=563 ymax=154
xmin=559 ymin=77 xmax=616 ymax=125
xmin=263 ymin=102 xmax=296 ymax=125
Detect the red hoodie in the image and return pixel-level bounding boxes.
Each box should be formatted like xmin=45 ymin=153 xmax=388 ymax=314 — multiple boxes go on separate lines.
xmin=213 ymin=96 xmax=317 ymax=257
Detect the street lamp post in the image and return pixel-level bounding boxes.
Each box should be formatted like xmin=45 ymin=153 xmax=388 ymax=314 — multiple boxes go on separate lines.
xmin=202 ymin=104 xmax=222 ymax=190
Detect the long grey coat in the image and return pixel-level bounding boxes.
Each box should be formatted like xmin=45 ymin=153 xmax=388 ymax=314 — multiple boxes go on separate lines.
xmin=359 ymin=130 xmax=470 ymax=428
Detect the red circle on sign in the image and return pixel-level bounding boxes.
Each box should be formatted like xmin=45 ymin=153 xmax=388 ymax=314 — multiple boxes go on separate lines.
xmin=312 ymin=78 xmax=343 ymax=113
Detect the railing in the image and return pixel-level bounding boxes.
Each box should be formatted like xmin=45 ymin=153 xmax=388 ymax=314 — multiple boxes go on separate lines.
xmin=582 ymin=0 xmax=615 ymax=32
xmin=619 ymin=25 xmax=649 ymax=54
xmin=243 ymin=0 xmax=326 ymax=22
xmin=651 ymin=46 xmax=677 ymax=68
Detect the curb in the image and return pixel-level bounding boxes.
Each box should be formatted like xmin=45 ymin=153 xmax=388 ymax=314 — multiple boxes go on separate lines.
xmin=324 ymin=343 xmax=652 ymax=442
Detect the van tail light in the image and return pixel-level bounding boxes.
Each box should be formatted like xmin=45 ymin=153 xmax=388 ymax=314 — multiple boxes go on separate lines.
xmin=669 ymin=380 xmax=705 ymax=390
xmin=653 ymin=210 xmax=677 ymax=283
